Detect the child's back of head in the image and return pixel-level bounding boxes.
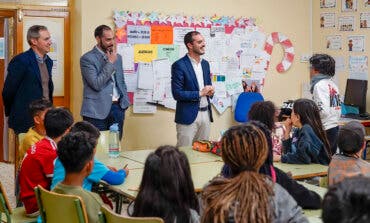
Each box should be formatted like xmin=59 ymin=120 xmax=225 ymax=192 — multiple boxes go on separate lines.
xmin=338 ymin=121 xmax=365 ymax=155
xmin=322 ymin=176 xmax=370 ymax=223
xmin=70 ymin=121 xmax=100 ymax=147
xmin=44 ymin=108 xmax=74 ymax=139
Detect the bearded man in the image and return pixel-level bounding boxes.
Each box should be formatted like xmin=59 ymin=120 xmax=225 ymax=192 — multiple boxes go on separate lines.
xmin=80 ymin=25 xmax=129 ymax=139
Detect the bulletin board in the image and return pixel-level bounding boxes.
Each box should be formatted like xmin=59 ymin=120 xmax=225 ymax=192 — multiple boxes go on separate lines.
xmin=113 ymin=11 xmax=295 ymax=114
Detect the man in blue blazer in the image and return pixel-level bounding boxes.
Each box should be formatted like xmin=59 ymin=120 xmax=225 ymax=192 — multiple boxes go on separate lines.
xmin=2 ymin=25 xmax=53 ymax=134
xmin=80 ymin=25 xmax=129 ymax=139
xmin=171 ymin=31 xmax=214 ymax=147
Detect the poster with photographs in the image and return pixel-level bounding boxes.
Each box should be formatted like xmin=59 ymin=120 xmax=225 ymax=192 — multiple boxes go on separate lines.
xmin=338 ymin=16 xmax=355 ymax=31
xmin=320 ymin=13 xmax=336 ymax=28
xmin=326 ymin=35 xmax=342 ymax=50
xmin=320 ymin=0 xmax=336 ymax=8
xmin=365 ymin=0 xmax=370 ymax=7
xmin=347 ymin=35 xmax=365 ymax=51
xmin=360 ymin=12 xmax=370 ymax=28
xmin=342 ymin=0 xmax=357 ymax=11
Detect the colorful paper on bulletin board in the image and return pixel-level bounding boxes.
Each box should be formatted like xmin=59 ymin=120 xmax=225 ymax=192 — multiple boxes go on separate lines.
xmin=116 ymin=26 xmax=127 ymax=43
xmin=157 ymin=45 xmax=179 ymax=63
xmin=127 ymin=25 xmax=151 ymax=44
xmin=151 ymin=26 xmax=173 ymax=44
xmin=134 ymin=44 xmax=158 ymax=62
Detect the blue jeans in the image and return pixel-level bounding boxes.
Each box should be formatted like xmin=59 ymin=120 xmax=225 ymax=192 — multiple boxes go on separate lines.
xmin=83 ymin=104 xmax=126 ymax=139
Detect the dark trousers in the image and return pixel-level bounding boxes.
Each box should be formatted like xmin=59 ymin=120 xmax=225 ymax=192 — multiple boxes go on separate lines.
xmin=83 ymin=103 xmax=126 ymax=139
xmin=326 ymin=126 xmax=339 ymax=155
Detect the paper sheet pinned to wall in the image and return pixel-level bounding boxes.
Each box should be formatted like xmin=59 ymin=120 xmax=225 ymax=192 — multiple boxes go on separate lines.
xmin=134 ymin=44 xmax=158 ymax=62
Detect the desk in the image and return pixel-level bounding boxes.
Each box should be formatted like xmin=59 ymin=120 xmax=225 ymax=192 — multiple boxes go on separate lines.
xmin=297 ymin=182 xmax=327 ymax=223
xmin=109 ymin=161 xmax=224 ymax=200
xmin=120 ymin=147 xmax=222 ymax=164
xmin=95 ymin=152 xmax=144 ymax=170
xmin=338 ymin=117 xmax=370 ymax=127
xmin=274 ymin=163 xmax=328 ymax=180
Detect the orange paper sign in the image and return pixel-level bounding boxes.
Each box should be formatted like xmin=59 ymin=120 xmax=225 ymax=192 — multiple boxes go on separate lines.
xmin=150 ymin=26 xmax=173 ymax=44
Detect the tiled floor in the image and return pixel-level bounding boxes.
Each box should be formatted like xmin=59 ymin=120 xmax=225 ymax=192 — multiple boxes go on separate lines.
xmin=0 ymin=162 xmax=16 ymax=208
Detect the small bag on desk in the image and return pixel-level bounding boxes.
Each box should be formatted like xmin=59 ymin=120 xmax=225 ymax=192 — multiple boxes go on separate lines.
xmin=192 ymin=140 xmax=212 ymax=152
xmin=210 ymin=141 xmax=222 ymax=156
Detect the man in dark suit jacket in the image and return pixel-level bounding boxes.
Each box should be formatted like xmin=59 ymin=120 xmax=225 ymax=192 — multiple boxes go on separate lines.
xmin=80 ymin=25 xmax=129 ymax=139
xmin=171 ymin=31 xmax=214 ymax=147
xmin=2 ymin=25 xmax=53 ymax=134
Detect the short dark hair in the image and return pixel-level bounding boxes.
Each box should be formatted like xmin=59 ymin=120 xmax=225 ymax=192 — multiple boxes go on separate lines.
xmin=338 ymin=121 xmax=365 ymax=155
xmin=322 ymin=176 xmax=370 ymax=223
xmin=184 ymin=31 xmax=201 ymax=49
xmin=70 ymin=121 xmax=100 ymax=147
xmin=57 ymin=132 xmax=95 ymax=173
xmin=94 ymin=25 xmax=112 ymax=38
xmin=44 ymin=108 xmax=74 ymax=138
xmin=29 ymin=98 xmax=53 ymax=117
xmin=27 ymin=25 xmax=48 ymax=46
xmin=248 ymin=101 xmax=276 ymax=130
xmin=132 ymin=145 xmax=199 ymax=222
xmin=309 ymin=54 xmax=335 ymax=77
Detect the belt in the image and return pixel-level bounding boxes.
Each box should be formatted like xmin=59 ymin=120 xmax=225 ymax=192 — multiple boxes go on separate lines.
xmin=199 ymin=106 xmax=208 ymax=111
xmin=112 ymin=101 xmax=119 ymax=104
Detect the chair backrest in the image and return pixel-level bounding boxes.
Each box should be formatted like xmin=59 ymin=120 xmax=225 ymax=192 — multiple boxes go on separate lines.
xmin=34 ymin=186 xmax=88 ymax=223
xmin=234 ymin=92 xmax=264 ymax=123
xmin=96 ymin=131 xmax=109 ymax=154
xmin=100 ymin=205 xmax=164 ymax=223
xmin=0 ymin=182 xmax=12 ymax=221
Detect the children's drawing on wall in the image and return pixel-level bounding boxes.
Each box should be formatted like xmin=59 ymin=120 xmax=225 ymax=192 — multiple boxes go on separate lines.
xmin=321 ymin=0 xmax=336 ymax=8
xmin=360 ymin=12 xmax=370 ymax=28
xmin=347 ymin=35 xmax=365 ymax=52
xmin=326 ymin=35 xmax=342 ymax=50
xmin=365 ymin=0 xmax=370 ymax=7
xmin=342 ymin=0 xmax=357 ymax=11
xmin=320 ymin=13 xmax=336 ymax=28
xmin=349 ymin=55 xmax=368 ymax=80
xmin=338 ymin=16 xmax=355 ymax=31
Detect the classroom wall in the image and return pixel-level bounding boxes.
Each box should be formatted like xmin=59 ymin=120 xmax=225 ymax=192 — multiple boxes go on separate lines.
xmin=312 ymin=1 xmax=370 ymax=112
xmin=71 ymin=0 xmax=312 ymax=150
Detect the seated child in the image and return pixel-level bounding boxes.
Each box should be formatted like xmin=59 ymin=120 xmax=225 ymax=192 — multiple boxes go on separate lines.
xmin=18 ymin=98 xmax=53 ymax=166
xmin=128 ymin=145 xmax=200 ymax=222
xmin=203 ymin=124 xmax=307 ymax=222
xmin=53 ymin=132 xmax=103 ymax=223
xmin=279 ymin=99 xmax=331 ymax=165
xmin=248 ymin=101 xmax=286 ymax=157
xmin=322 ymin=176 xmax=370 ymax=223
xmin=328 ymin=121 xmax=370 ymax=186
xmin=51 ymin=121 xmax=129 ymax=190
xmin=19 ymin=108 xmax=73 ymax=216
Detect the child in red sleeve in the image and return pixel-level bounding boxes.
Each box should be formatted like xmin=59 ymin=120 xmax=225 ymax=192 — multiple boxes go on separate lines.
xmin=19 ymin=108 xmax=73 ymax=216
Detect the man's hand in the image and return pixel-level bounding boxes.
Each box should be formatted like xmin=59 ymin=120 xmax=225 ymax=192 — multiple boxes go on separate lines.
xmin=200 ymin=85 xmax=214 ymax=97
xmin=106 ymin=47 xmax=117 ymax=64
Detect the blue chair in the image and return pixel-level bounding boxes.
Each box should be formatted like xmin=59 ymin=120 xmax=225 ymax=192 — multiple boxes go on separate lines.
xmin=234 ymin=92 xmax=264 ymax=123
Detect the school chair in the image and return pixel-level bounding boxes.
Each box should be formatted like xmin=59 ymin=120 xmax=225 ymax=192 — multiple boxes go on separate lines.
xmin=0 ymin=181 xmax=37 ymax=223
xmin=34 ymin=185 xmax=88 ymax=223
xmin=99 ymin=205 xmax=164 ymax=223
xmin=363 ymin=135 xmax=370 ymax=159
xmin=234 ymin=92 xmax=264 ymax=123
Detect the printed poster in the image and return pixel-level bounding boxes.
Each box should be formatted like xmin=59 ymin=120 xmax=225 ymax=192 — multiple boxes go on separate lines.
xmin=134 ymin=44 xmax=158 ymax=62
xmin=320 ymin=0 xmax=336 ymax=8
xmin=349 ymin=55 xmax=368 ymax=80
xmin=360 ymin=12 xmax=370 ymax=28
xmin=173 ymin=27 xmax=195 ymax=45
xmin=320 ymin=13 xmax=336 ymax=28
xmin=117 ymin=43 xmax=135 ymax=72
xmin=133 ymin=90 xmax=157 ymax=114
xmin=127 ymin=25 xmax=151 ymax=44
xmin=342 ymin=0 xmax=357 ymax=11
xmin=347 ymin=35 xmax=365 ymax=52
xmin=338 ymin=16 xmax=355 ymax=31
xmin=326 ymin=35 xmax=342 ymax=50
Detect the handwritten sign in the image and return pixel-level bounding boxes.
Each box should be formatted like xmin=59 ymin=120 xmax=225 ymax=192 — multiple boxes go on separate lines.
xmin=134 ymin=44 xmax=158 ymax=62
xmin=151 ymin=26 xmax=173 ymax=44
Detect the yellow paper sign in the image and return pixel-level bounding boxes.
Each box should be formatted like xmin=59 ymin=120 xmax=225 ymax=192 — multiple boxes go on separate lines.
xmin=134 ymin=44 xmax=158 ymax=62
